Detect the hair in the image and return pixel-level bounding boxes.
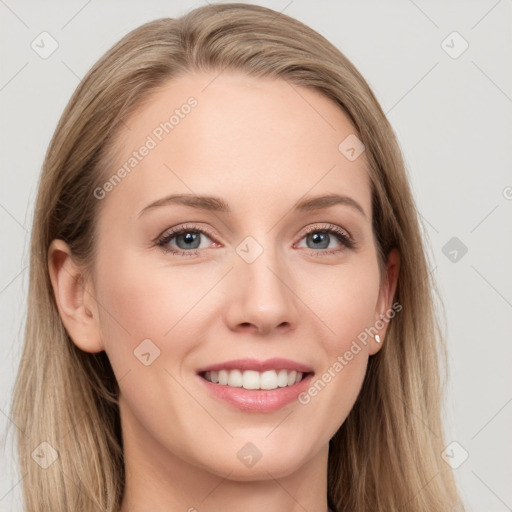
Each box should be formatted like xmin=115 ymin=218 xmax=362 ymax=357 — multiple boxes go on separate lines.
xmin=8 ymin=3 xmax=464 ymax=511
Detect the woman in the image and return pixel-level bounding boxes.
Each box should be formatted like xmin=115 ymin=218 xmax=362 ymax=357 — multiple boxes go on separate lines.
xmin=10 ymin=3 xmax=465 ymax=511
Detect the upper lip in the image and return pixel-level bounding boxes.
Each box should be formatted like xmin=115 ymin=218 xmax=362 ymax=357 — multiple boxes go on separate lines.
xmin=196 ymin=358 xmax=314 ymax=374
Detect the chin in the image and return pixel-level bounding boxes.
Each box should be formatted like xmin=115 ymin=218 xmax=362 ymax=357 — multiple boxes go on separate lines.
xmin=192 ymin=440 xmax=315 ymax=481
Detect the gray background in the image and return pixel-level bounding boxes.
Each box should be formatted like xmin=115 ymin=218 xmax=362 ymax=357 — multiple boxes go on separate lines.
xmin=1 ymin=1 xmax=511 ymax=510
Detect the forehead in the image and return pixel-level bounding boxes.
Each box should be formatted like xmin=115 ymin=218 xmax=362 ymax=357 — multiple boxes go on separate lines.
xmin=101 ymin=71 xmax=371 ymax=220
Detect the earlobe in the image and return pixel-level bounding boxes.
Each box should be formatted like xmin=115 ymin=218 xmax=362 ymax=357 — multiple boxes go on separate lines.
xmin=48 ymin=239 xmax=104 ymax=353
xmin=370 ymin=248 xmax=400 ymax=355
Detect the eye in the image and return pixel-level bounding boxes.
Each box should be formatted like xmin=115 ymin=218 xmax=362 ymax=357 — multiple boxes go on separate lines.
xmin=295 ymin=224 xmax=355 ymax=254
xmin=155 ymin=222 xmax=355 ymax=257
xmin=156 ymin=224 xmax=217 ymax=255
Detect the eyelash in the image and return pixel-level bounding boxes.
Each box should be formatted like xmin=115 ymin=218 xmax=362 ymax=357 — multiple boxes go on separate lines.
xmin=155 ymin=223 xmax=355 ymax=257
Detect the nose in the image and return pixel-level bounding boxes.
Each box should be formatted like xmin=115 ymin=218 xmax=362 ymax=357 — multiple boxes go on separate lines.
xmin=224 ymin=244 xmax=300 ymax=336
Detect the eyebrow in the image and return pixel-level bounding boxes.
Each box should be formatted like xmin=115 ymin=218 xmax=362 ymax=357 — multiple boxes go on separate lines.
xmin=138 ymin=193 xmax=367 ymax=218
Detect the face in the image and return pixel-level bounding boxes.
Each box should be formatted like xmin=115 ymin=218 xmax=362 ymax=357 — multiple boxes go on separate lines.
xmin=78 ymin=72 xmax=397 ymax=480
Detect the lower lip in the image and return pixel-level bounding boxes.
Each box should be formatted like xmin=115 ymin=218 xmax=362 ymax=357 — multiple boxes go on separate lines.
xmin=198 ymin=373 xmax=314 ymax=412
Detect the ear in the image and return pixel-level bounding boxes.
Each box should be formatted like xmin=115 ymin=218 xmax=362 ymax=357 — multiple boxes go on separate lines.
xmin=369 ymin=248 xmax=400 ymax=355
xmin=48 ymin=239 xmax=104 ymax=353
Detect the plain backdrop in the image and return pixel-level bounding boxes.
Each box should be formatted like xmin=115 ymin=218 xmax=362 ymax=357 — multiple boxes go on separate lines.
xmin=1 ymin=1 xmax=511 ymax=511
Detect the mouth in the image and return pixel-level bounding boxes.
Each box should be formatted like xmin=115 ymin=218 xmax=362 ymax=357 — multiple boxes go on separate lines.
xmin=196 ymin=358 xmax=314 ymax=412
xmin=200 ymin=368 xmax=310 ymax=390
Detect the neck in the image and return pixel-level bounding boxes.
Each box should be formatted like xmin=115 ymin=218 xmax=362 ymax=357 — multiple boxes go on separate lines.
xmin=117 ymin=400 xmax=331 ymax=512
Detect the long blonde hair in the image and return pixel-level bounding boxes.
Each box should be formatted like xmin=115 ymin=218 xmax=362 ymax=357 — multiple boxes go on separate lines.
xmin=9 ymin=3 xmax=464 ymax=511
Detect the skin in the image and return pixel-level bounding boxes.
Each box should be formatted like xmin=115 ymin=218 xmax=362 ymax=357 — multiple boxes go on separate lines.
xmin=49 ymin=71 xmax=399 ymax=512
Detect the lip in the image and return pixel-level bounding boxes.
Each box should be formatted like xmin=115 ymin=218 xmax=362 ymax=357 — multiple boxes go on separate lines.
xmin=196 ymin=359 xmax=315 ymax=413
xmin=196 ymin=357 xmax=314 ymax=374
xmin=198 ymin=373 xmax=314 ymax=412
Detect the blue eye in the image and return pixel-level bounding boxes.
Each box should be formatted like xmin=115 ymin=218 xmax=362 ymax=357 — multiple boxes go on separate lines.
xmin=173 ymin=231 xmax=206 ymax=250
xmin=297 ymin=225 xmax=354 ymax=253
xmin=157 ymin=226 xmax=214 ymax=254
xmin=156 ymin=223 xmax=355 ymax=257
xmin=305 ymin=231 xmax=333 ymax=249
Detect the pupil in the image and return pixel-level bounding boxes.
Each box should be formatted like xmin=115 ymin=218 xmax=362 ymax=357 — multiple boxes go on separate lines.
xmin=308 ymin=232 xmax=329 ymax=249
xmin=177 ymin=232 xmax=200 ymax=249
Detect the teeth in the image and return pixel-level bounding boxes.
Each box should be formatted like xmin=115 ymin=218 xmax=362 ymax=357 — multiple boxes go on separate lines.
xmin=277 ymin=369 xmax=288 ymax=387
xmin=243 ymin=370 xmax=260 ymax=390
xmin=260 ymin=370 xmax=279 ymax=390
xmin=218 ymin=370 xmax=228 ymax=385
xmin=287 ymin=370 xmax=297 ymax=385
xmin=228 ymin=369 xmax=243 ymax=387
xmin=203 ymin=369 xmax=305 ymax=390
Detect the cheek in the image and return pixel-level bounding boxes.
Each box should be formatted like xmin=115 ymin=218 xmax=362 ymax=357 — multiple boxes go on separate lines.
xmin=294 ymin=259 xmax=380 ymax=434
xmin=97 ymin=256 xmax=183 ymax=373
xmin=92 ymin=247 xmax=224 ymax=376
xmin=299 ymin=257 xmax=381 ymax=352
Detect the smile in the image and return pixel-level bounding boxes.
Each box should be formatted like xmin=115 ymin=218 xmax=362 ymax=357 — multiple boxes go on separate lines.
xmin=196 ymin=358 xmax=315 ymax=412
xmin=201 ymin=369 xmax=306 ymax=390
